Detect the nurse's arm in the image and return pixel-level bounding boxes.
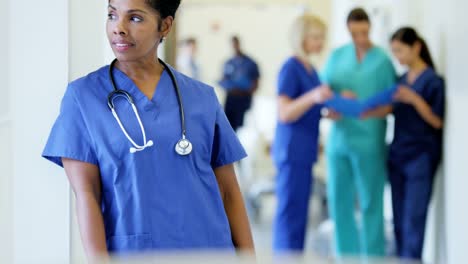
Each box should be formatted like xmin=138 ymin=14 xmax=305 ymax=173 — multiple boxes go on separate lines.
xmin=278 ymin=84 xmax=332 ymax=123
xmin=361 ymin=105 xmax=393 ymax=119
xmin=214 ymin=164 xmax=255 ymax=252
xmin=249 ymin=79 xmax=259 ymax=94
xmin=412 ymin=96 xmax=444 ymax=129
xmin=62 ymin=158 xmax=109 ymax=262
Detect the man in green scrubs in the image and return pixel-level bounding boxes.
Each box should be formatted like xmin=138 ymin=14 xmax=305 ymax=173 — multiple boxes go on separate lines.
xmin=321 ymin=8 xmax=396 ymax=256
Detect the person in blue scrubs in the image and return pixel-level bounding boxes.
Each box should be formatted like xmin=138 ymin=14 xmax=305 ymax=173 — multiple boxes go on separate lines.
xmin=219 ymin=36 xmax=260 ymax=131
xmin=42 ymin=0 xmax=254 ymax=261
xmin=272 ymin=14 xmax=332 ymax=252
xmin=364 ymin=27 xmax=444 ymax=261
xmin=321 ymin=8 xmax=396 ymax=257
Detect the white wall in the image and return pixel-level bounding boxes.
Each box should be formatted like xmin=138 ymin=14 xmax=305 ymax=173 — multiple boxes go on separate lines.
xmin=0 ymin=0 xmax=13 ymax=262
xmin=10 ymin=1 xmax=71 ymax=263
xmin=443 ymin=1 xmax=468 ymax=263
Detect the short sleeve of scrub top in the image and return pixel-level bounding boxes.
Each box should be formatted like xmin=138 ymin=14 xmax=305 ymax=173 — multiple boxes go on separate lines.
xmin=251 ymin=60 xmax=260 ymax=80
xmin=427 ymin=77 xmax=445 ymax=119
xmin=211 ymin=97 xmax=247 ymax=168
xmin=277 ymin=61 xmax=300 ymax=99
xmin=42 ymin=84 xmax=98 ymax=167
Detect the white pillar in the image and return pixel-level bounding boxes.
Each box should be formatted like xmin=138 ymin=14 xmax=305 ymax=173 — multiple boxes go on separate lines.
xmin=10 ymin=0 xmax=70 ymax=262
xmin=68 ymin=1 xmax=109 ymax=262
xmin=444 ymin=1 xmax=468 ymax=263
xmin=1 ymin=1 xmax=13 ymax=262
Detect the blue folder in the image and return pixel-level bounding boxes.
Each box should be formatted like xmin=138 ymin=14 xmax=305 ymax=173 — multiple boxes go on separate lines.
xmin=324 ymin=96 xmax=365 ymax=118
xmin=324 ymin=85 xmax=398 ymax=117
xmin=362 ymin=85 xmax=398 ymax=111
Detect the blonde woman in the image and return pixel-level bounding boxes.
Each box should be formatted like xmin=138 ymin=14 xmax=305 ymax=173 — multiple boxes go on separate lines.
xmin=272 ymin=14 xmax=332 ymax=251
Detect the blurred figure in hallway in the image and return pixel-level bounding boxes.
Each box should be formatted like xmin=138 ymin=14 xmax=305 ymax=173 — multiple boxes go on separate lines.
xmin=218 ymin=36 xmax=260 ymax=131
xmin=176 ymin=37 xmax=201 ymax=80
xmin=272 ymin=14 xmax=332 ymax=252
xmin=321 ymin=7 xmax=396 ymax=257
xmin=363 ymin=27 xmax=445 ymax=261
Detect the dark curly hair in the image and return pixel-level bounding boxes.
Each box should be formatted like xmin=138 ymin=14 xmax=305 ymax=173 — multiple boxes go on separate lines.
xmin=145 ymin=0 xmax=181 ymax=32
xmin=146 ymin=0 xmax=181 ymax=19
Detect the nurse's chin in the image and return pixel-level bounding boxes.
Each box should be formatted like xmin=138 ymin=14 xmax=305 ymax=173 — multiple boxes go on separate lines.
xmin=111 ymin=54 xmax=141 ymax=63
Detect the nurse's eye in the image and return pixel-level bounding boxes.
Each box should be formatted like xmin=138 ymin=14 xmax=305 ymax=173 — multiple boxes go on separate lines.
xmin=130 ymin=16 xmax=143 ymax=23
xmin=108 ymin=13 xmax=116 ymax=20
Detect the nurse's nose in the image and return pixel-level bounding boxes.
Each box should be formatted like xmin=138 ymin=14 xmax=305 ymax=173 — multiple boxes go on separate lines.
xmin=113 ymin=19 xmax=128 ymax=36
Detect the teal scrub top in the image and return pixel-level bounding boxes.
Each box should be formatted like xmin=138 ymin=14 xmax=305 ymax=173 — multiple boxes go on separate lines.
xmin=322 ymin=43 xmax=397 ymax=153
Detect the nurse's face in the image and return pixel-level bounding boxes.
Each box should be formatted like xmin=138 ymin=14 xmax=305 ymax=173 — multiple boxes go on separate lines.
xmin=348 ymin=21 xmax=371 ymax=50
xmin=106 ymin=0 xmax=172 ymax=62
xmin=391 ymin=40 xmax=420 ymax=66
xmin=303 ymin=28 xmax=325 ymax=55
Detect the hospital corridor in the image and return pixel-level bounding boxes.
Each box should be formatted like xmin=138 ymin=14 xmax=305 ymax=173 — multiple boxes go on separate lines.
xmin=1 ymin=0 xmax=468 ymax=263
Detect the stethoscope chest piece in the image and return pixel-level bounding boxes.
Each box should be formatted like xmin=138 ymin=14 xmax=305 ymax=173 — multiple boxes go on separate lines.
xmin=175 ymin=138 xmax=193 ymax=156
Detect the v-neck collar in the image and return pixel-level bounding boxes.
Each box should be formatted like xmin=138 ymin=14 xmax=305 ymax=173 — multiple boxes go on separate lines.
xmin=352 ymin=44 xmax=376 ymax=65
xmin=112 ymin=65 xmax=170 ymax=105
xmin=404 ymin=67 xmax=432 ymax=87
xmin=292 ymin=57 xmax=314 ymax=76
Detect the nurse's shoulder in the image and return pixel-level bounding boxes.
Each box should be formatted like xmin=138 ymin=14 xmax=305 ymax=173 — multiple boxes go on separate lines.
xmin=65 ymin=65 xmax=110 ymax=99
xmin=277 ymin=57 xmax=302 ymax=82
xmin=371 ymin=46 xmax=394 ymax=64
xmin=332 ymin=43 xmax=354 ymax=56
xmin=280 ymin=57 xmax=298 ymax=70
xmin=172 ymin=68 xmax=220 ymax=109
xmin=325 ymin=43 xmax=354 ymax=64
xmin=424 ymin=68 xmax=445 ymax=93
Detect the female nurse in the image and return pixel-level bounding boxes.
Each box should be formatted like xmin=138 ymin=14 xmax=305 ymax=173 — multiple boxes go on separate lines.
xmin=321 ymin=7 xmax=396 ymax=256
xmin=364 ymin=27 xmax=444 ymax=261
xmin=42 ymin=0 xmax=253 ymax=261
xmin=272 ymin=14 xmax=332 ymax=252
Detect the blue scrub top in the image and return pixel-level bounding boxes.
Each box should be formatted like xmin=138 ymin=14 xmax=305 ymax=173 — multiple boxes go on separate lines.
xmin=219 ymin=54 xmax=260 ymax=91
xmin=42 ymin=64 xmax=247 ymax=253
xmin=321 ymin=43 xmax=397 ymax=154
xmin=272 ymin=57 xmax=322 ymax=165
xmin=390 ymin=68 xmax=445 ymax=162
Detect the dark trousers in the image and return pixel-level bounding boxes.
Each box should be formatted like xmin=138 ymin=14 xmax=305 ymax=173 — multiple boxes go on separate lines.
xmin=389 ymin=153 xmax=438 ymax=260
xmin=224 ymin=94 xmax=252 ymax=131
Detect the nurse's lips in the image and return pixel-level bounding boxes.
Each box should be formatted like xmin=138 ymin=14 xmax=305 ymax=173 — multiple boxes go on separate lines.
xmin=113 ymin=40 xmax=134 ymax=52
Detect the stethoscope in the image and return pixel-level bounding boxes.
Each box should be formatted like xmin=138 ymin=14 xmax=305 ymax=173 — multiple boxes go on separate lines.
xmin=107 ymin=58 xmax=193 ymax=156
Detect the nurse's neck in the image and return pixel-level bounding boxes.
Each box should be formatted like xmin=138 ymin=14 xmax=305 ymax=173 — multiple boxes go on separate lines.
xmin=115 ymin=56 xmax=165 ymax=100
xmin=295 ymin=55 xmax=311 ymax=71
xmin=115 ymin=56 xmax=164 ymax=82
xmin=408 ymin=57 xmax=427 ymax=73
xmin=355 ymin=42 xmax=373 ymax=62
xmin=407 ymin=57 xmax=428 ymax=83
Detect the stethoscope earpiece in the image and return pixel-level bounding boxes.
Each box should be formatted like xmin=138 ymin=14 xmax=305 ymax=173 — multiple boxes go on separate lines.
xmin=108 ymin=58 xmax=192 ymax=156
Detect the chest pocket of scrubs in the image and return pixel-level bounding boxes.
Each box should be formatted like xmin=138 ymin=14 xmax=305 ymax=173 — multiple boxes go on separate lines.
xmin=107 ymin=234 xmax=153 ymax=253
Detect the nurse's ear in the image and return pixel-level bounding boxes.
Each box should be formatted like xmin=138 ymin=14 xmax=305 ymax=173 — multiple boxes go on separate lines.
xmin=412 ymin=41 xmax=422 ymax=57
xmin=159 ymin=16 xmax=174 ymax=41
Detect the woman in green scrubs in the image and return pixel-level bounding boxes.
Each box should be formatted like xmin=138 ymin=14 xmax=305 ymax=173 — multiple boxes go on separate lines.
xmin=321 ymin=8 xmax=396 ymax=257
